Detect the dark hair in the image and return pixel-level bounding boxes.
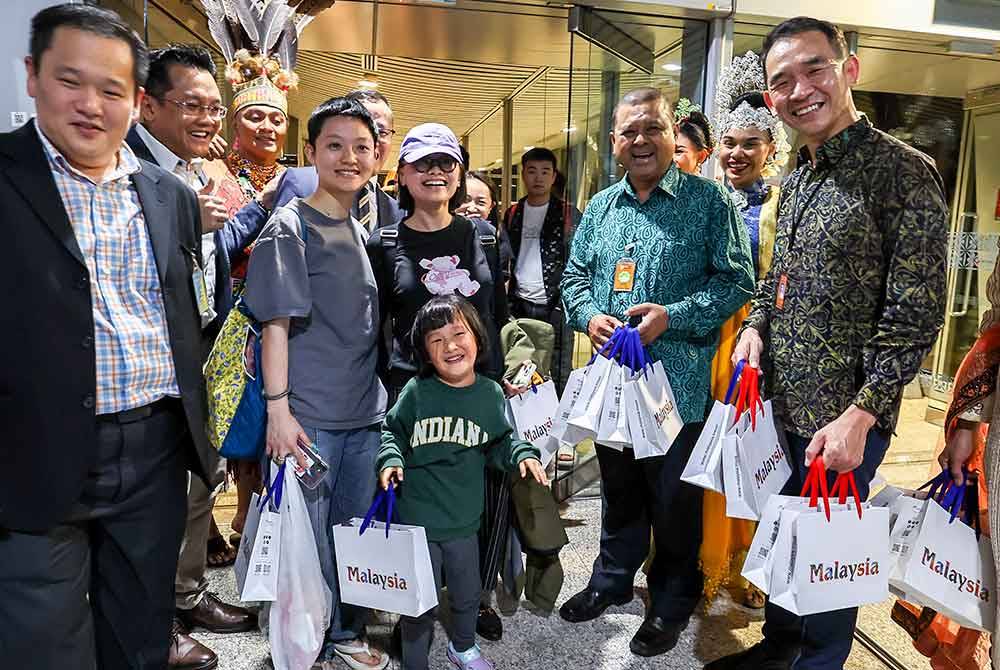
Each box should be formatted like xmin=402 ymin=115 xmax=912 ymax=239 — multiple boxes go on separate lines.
xmin=465 ymin=170 xmax=499 ymax=225
xmin=306 ymin=96 xmax=379 ymax=146
xmin=346 ymin=89 xmax=392 ymax=110
xmin=410 ymin=295 xmax=488 ymax=378
xmin=762 ymin=17 xmax=848 ymax=76
xmin=676 ymin=110 xmax=714 ymax=152
xmin=30 ymin=3 xmax=148 ymax=89
xmin=397 ymin=165 xmax=468 ymax=214
xmin=145 ymin=44 xmax=216 ymax=100
xmin=521 ymin=147 xmax=557 ymax=171
xmin=613 ymin=87 xmax=672 ymax=126
xmin=460 ymin=145 xmax=471 ymax=169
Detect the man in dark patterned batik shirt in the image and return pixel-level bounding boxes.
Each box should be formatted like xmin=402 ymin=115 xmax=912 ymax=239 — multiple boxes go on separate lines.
xmin=706 ymin=17 xmax=948 ymax=670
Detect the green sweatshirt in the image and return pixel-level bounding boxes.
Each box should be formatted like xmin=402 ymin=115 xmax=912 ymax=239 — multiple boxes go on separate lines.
xmin=376 ymin=374 xmax=540 ymax=542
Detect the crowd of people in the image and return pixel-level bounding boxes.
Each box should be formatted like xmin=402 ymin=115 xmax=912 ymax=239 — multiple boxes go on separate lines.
xmin=2 ymin=2 xmax=983 ymax=670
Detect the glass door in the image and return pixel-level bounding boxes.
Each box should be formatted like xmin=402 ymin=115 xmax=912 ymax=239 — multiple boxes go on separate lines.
xmin=929 ymin=100 xmax=1000 ymax=409
xmin=552 ymin=14 xmax=709 ymax=502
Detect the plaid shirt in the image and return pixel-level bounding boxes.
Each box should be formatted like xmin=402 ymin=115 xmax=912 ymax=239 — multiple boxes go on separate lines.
xmin=37 ymin=125 xmax=179 ymax=414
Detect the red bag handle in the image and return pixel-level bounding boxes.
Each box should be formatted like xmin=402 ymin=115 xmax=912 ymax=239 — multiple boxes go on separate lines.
xmin=799 ymin=456 xmax=831 ymax=521
xmin=830 ymin=471 xmax=863 ymax=519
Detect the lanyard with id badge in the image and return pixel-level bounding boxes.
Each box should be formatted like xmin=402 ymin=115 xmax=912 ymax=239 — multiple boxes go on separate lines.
xmin=614 ymin=242 xmax=638 ymax=293
xmin=186 ymin=245 xmax=217 ymax=328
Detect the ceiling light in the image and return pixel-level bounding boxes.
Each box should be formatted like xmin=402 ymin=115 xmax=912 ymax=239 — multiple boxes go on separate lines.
xmin=358 ymin=79 xmax=378 ymax=88
xmin=661 ymin=63 xmax=682 ymax=72
xmin=562 ymin=125 xmax=577 ymax=133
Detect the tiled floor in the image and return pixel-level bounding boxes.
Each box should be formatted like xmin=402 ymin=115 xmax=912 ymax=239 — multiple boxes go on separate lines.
xmin=203 ymin=398 xmax=943 ymax=669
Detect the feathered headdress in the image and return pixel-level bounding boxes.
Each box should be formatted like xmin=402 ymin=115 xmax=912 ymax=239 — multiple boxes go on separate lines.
xmin=714 ymin=51 xmax=790 ymax=177
xmin=200 ymin=0 xmax=328 ymax=115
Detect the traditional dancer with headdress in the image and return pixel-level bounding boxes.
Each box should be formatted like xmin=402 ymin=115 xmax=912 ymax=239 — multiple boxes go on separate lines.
xmin=700 ymin=50 xmax=791 ymax=609
xmin=672 ymin=98 xmax=715 ymax=175
xmin=199 ymin=0 xmax=310 ymax=556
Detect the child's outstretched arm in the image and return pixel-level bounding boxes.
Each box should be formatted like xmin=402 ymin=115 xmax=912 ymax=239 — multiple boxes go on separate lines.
xmin=376 ymin=383 xmax=415 ymax=490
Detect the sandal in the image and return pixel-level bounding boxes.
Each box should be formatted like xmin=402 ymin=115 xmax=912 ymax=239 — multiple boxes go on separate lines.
xmin=206 ymin=535 xmax=237 ymax=568
xmin=743 ymin=583 xmax=766 ymax=609
xmin=331 ymin=639 xmax=389 ymax=670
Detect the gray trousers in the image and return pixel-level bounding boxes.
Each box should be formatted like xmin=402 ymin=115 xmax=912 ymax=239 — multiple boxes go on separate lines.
xmin=401 ymin=534 xmax=481 ymax=670
xmin=175 ymin=455 xmax=227 ymax=609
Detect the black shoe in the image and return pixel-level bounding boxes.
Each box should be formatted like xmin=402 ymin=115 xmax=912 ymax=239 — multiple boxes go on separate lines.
xmin=629 ymin=616 xmax=685 ymax=657
xmin=704 ymin=640 xmax=800 ymax=670
xmin=558 ymin=587 xmax=632 ymax=623
xmin=476 ymin=604 xmax=503 ymax=641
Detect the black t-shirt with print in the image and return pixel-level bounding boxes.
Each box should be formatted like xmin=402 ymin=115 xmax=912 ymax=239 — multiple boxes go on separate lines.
xmin=367 ymin=215 xmax=506 ymax=386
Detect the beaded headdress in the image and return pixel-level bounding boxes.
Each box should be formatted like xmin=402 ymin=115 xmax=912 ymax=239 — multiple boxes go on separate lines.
xmin=714 ymin=51 xmax=791 ymax=177
xmin=199 ymin=0 xmax=327 ymax=116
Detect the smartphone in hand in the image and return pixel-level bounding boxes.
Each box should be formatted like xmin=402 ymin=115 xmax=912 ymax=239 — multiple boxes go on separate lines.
xmin=293 ymin=438 xmax=330 ymax=489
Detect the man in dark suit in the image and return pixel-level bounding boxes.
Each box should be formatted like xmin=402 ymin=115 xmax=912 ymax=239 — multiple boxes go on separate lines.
xmin=0 ymin=6 xmax=220 ymax=669
xmin=125 ymin=44 xmax=260 ymax=669
xmin=269 ymin=89 xmax=404 ymax=227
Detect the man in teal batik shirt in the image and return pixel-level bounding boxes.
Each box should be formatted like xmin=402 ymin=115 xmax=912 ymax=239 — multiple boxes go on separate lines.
xmin=558 ymin=87 xmax=754 ymax=658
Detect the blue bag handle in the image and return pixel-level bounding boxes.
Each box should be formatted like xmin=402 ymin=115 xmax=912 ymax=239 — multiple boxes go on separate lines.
xmin=725 ymin=360 xmax=747 ymax=405
xmin=258 ymin=461 xmax=286 ymax=512
xmin=587 ymin=327 xmax=621 ymax=366
xmin=360 ymin=480 xmax=396 ymax=538
xmin=918 ymin=468 xmax=954 ymax=506
xmin=631 ymin=328 xmax=649 ymax=377
xmin=939 ymin=468 xmax=968 ymax=524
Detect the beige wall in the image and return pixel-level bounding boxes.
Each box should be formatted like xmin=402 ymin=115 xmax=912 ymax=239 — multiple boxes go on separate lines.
xmin=733 ymin=0 xmax=1000 ymax=42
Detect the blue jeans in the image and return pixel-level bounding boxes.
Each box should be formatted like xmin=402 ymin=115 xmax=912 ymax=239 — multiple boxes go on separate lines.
xmin=762 ymin=428 xmax=890 ymax=670
xmin=299 ymin=424 xmax=381 ymax=660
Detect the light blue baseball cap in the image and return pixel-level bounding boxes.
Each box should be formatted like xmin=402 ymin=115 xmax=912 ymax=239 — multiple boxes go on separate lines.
xmin=398 ymin=123 xmax=464 ymax=165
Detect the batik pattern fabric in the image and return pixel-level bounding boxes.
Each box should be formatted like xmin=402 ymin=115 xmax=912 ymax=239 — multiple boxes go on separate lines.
xmin=743 ymin=116 xmax=949 ymax=437
xmin=561 ymin=163 xmax=755 ymax=424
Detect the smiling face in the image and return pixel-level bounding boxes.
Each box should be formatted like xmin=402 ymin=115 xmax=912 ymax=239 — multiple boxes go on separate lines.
xmin=399 ymin=153 xmax=460 ymax=210
xmin=765 ymin=30 xmax=859 ymax=150
xmin=424 ymin=314 xmax=478 ymax=387
xmin=719 ymin=126 xmax=775 ymax=189
xmin=457 ymin=176 xmax=493 ymax=220
xmin=26 ymin=26 xmax=141 ymax=180
xmin=304 ymin=115 xmax=378 ymax=200
xmin=234 ymin=104 xmax=287 ymax=165
xmin=611 ymin=98 xmax=674 ymax=187
xmin=139 ymin=63 xmax=221 ymax=161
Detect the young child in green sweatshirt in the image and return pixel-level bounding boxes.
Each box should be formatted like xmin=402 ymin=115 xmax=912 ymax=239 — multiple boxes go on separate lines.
xmin=376 ymin=294 xmax=547 ymax=670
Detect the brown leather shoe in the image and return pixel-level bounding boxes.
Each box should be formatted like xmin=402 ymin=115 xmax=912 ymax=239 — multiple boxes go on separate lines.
xmin=176 ymin=592 xmax=256 ymax=634
xmin=169 ymin=619 xmax=218 ymax=670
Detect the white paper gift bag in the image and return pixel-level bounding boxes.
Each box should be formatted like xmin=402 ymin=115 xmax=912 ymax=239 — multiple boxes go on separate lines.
xmin=567 ymin=354 xmax=614 ymax=436
xmin=634 ymin=360 xmax=684 ymax=453
xmin=623 ymin=372 xmax=663 ymax=459
xmin=741 ymin=495 xmax=808 ymax=593
xmin=508 ymin=380 xmax=560 ymax=468
xmin=596 ymin=366 xmax=631 ymax=448
xmin=333 ymin=484 xmax=438 ymax=618
xmin=890 ymin=500 xmax=996 ymax=632
xmin=739 ymin=400 xmax=792 ymax=516
xmin=236 ymin=482 xmax=282 ymax=602
xmin=771 ymin=504 xmax=890 ymax=616
xmin=680 ymin=400 xmax=734 ymax=492
xmin=722 ymin=412 xmax=757 ymax=520
xmin=549 ymin=367 xmax=590 ymax=445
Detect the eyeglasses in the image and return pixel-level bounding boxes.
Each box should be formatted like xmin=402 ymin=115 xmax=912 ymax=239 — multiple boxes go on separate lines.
xmin=411 ymin=156 xmax=458 ymax=173
xmin=160 ymin=97 xmax=227 ymax=120
xmin=376 ymin=127 xmax=396 ymax=140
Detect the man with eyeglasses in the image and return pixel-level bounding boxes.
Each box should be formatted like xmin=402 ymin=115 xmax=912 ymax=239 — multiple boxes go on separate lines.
xmin=265 ymin=88 xmax=404 ymax=233
xmin=705 ymin=17 xmax=948 ymax=670
xmin=125 ymin=43 xmax=260 ymax=670
xmin=559 ymin=87 xmax=754 ymax=658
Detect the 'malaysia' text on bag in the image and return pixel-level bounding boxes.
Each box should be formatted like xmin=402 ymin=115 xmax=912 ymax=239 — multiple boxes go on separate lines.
xmin=809 ymin=557 xmax=880 ymax=584
xmin=346 ymin=566 xmax=409 ymax=591
xmin=921 ymin=547 xmax=991 ymax=602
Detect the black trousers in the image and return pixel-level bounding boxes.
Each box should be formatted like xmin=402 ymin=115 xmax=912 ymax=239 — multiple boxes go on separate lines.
xmin=587 ymin=421 xmax=705 ymax=622
xmin=0 ymin=399 xmax=189 ymax=670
